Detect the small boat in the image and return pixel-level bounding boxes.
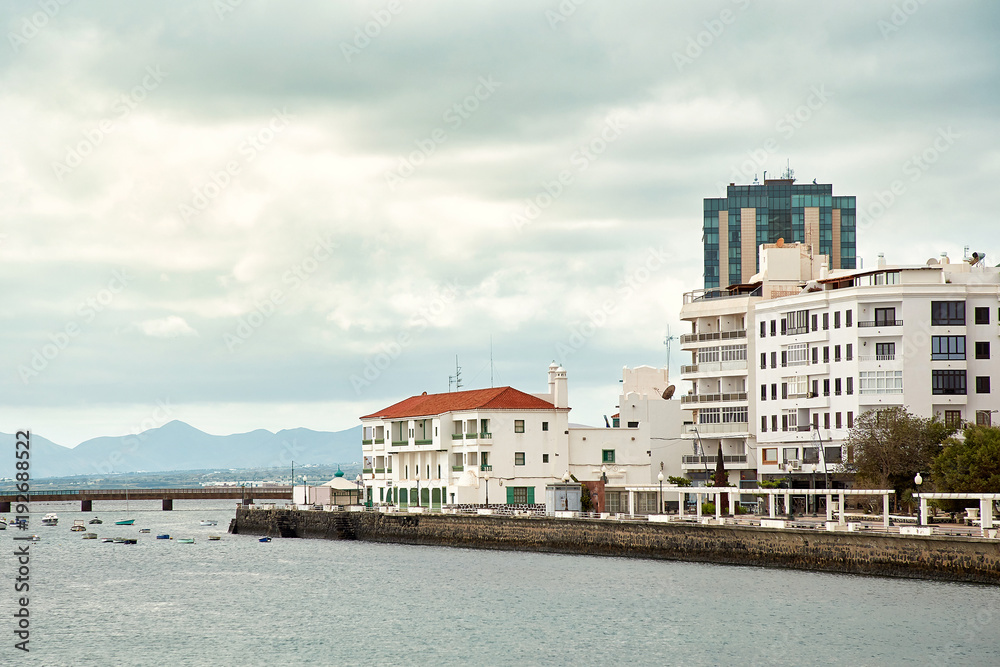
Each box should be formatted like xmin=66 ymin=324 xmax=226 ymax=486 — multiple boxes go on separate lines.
xmin=113 ymin=536 xmax=125 ymax=543
xmin=89 ymin=518 xmax=103 ymax=524
xmin=71 ymin=520 xmax=87 ymax=532
xmin=259 ymin=536 xmax=272 ymax=542
xmin=121 ymin=538 xmax=137 ymax=545
xmin=178 ymin=538 xmax=195 ymax=544
xmin=156 ymin=534 xmax=170 ymax=539
xmin=199 ymin=519 xmax=218 ymax=526
xmin=0 ymin=518 xmax=7 ymax=530
xmin=41 ymin=513 xmax=59 ymax=526
xmin=82 ymin=532 xmax=98 ymax=540
xmin=208 ymin=535 xmax=221 ymax=541
xmin=29 ymin=535 xmax=40 ymax=542
xmin=139 ymin=528 xmax=151 ymax=533
xmin=102 ymin=538 xmax=114 ymax=543
xmin=115 ymin=519 xmax=135 ymax=526
xmin=10 ymin=519 xmax=27 ymax=529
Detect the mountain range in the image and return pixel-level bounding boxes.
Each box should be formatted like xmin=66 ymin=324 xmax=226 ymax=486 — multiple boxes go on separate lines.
xmin=0 ymin=421 xmax=362 ymax=478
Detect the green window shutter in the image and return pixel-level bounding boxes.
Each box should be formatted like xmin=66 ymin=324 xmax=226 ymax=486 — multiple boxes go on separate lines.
xmin=380 ymin=488 xmax=384 ymax=502
xmin=526 ymin=487 xmax=534 ymax=504
xmin=506 ymin=486 xmax=515 ymax=504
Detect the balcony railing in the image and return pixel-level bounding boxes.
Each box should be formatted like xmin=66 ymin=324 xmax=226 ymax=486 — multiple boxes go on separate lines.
xmin=374 ymin=468 xmax=385 ymax=474
xmin=858 ymin=320 xmax=903 ymax=327
xmin=452 ymin=434 xmax=464 ymax=440
xmin=362 ymin=439 xmax=373 ymax=445
xmin=480 ymin=465 xmax=492 ymax=472
xmin=373 ymin=438 xmax=384 ymax=444
xmin=858 ymin=354 xmax=896 ymax=361
xmin=681 ymin=455 xmax=748 ymax=465
xmin=362 ymin=468 xmax=373 ymax=474
xmin=680 ymin=360 xmax=748 ymax=375
xmin=391 ymin=440 xmax=407 ymax=446
xmin=683 ymin=286 xmax=761 ymax=304
xmin=686 ymin=422 xmax=750 ymax=434
xmin=415 ymin=439 xmax=433 ymax=445
xmin=679 ymin=329 xmax=747 ymax=344
xmin=452 ymin=465 xmax=464 ymax=472
xmin=680 ymin=392 xmax=748 ymax=404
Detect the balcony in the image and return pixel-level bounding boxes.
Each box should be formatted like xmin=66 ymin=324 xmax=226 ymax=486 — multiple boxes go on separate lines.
xmin=680 ymin=392 xmax=748 ymax=405
xmin=858 ymin=320 xmax=903 ymax=328
xmin=362 ymin=468 xmax=373 ymax=474
xmin=679 ymin=329 xmax=747 ymax=345
xmin=373 ymin=438 xmax=384 ymax=444
xmin=680 ymin=360 xmax=748 ymax=375
xmin=452 ymin=433 xmax=464 ymax=440
xmin=683 ymin=285 xmax=761 ymax=304
xmin=858 ymin=354 xmax=897 ymax=362
xmin=452 ymin=465 xmax=464 ymax=472
xmin=686 ymin=422 xmax=750 ymax=435
xmin=480 ymin=465 xmax=492 ymax=472
xmin=391 ymin=440 xmax=407 ymax=446
xmin=362 ymin=439 xmax=373 ymax=445
xmin=682 ymin=454 xmax=748 ymax=465
xmin=415 ymin=439 xmax=433 ymax=445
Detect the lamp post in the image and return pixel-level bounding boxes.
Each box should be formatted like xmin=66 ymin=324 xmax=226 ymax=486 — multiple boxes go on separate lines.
xmin=303 ymin=476 xmax=308 ymax=506
xmin=658 ymin=470 xmax=664 ymax=515
xmin=562 ymin=471 xmax=570 ymax=510
xmin=483 ymin=467 xmax=489 ymax=507
xmin=355 ymin=474 xmax=363 ymax=507
xmin=914 ymin=472 xmax=923 ymax=525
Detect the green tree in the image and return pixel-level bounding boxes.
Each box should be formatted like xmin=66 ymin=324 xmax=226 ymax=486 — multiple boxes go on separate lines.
xmin=667 ymin=476 xmax=692 ymax=487
xmin=932 ymin=425 xmax=1000 ymax=494
xmin=845 ymin=406 xmax=954 ymax=510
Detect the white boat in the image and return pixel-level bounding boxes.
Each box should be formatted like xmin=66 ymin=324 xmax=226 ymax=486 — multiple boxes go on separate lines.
xmin=82 ymin=532 xmax=98 ymax=540
xmin=41 ymin=513 xmax=59 ymax=526
xmin=199 ymin=519 xmax=218 ymax=526
xmin=70 ymin=520 xmax=87 ymax=532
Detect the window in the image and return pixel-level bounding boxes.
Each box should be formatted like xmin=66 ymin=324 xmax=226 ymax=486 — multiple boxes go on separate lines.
xmin=834 ymin=311 xmax=841 ymax=328
xmin=783 ymin=447 xmax=797 ymax=463
xmin=931 ymin=335 xmax=965 ymax=360
xmin=846 ymin=344 xmax=853 ymax=361
xmin=722 ymin=406 xmax=747 ymax=423
xmin=811 ymin=314 xmax=819 ymax=332
xmin=823 ymin=379 xmax=830 ymax=396
xmin=846 ymin=310 xmax=853 ymax=327
xmin=786 ymin=376 xmax=808 ymax=398
xmin=721 ymin=344 xmax=746 ymax=362
xmin=786 ymin=343 xmax=808 ymax=366
xmin=875 ymin=342 xmax=895 ymax=359
xmin=514 ymin=452 xmax=525 ymax=465
xmin=835 ymin=412 xmax=842 ymax=429
xmin=976 ymin=376 xmax=991 ymax=394
xmin=761 ymin=384 xmax=767 ymax=401
xmin=860 ymin=370 xmax=904 ymax=394
xmin=931 ymin=301 xmax=965 ymax=326
xmin=760 ymin=352 xmax=767 ymax=369
xmin=700 ymin=408 xmax=720 ymax=424
xmin=974 ymin=307 xmax=989 ymax=325
xmin=835 ymin=378 xmax=842 ymax=396
xmin=874 ymin=307 xmax=896 ymax=325
xmin=846 ymin=377 xmax=854 ymax=395
xmin=834 ymin=345 xmax=841 ymax=362
xmin=763 ymin=448 xmax=778 ymax=464
xmin=770 ymin=351 xmax=777 ymax=368
xmin=781 ymin=414 xmax=788 ymax=431
xmin=823 ymin=346 xmax=830 ymax=363
xmin=761 ymin=416 xmax=768 ymax=432
xmin=542 ymin=421 xmax=549 ymax=431
xmin=823 ymin=313 xmax=829 ymax=330
xmin=932 ymin=370 xmax=966 ymax=395
xmin=508 ymin=486 xmax=529 ymax=504
xmin=977 ymin=410 xmax=993 ymax=426
xmin=514 ymin=420 xmax=525 ymax=433
xmin=627 ymin=421 xmax=639 ymax=428
xmin=786 ymin=309 xmax=808 ymax=334
xmin=770 ymin=320 xmax=777 ymax=336
xmin=602 ymin=449 xmax=616 ymax=463
xmin=698 ymin=347 xmax=720 ymax=363
xmin=760 ymin=321 xmax=766 ymax=338
xmin=781 ymin=382 xmax=788 ymax=399
xmin=811 ymin=379 xmax=819 ymax=397
xmin=771 ymin=415 xmax=778 ymax=432
xmin=824 ymin=413 xmax=831 ymax=429
xmin=781 ymin=319 xmax=787 ymax=335
xmin=812 ymin=347 xmax=819 ymax=364
xmin=825 ymin=446 xmax=843 ymax=463
xmin=847 ymin=412 xmax=854 ymax=428
xmin=781 ymin=350 xmax=787 ymax=367
xmin=542 ymin=454 xmax=549 ymax=463
xmin=976 ymin=341 xmax=990 ymax=359
xmin=771 ymin=384 xmax=777 ymax=401
xmin=944 ymin=410 xmax=962 ymax=428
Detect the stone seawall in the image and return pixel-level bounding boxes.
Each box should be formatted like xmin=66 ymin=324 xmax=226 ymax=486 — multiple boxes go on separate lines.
xmin=230 ymin=509 xmax=1000 ymax=585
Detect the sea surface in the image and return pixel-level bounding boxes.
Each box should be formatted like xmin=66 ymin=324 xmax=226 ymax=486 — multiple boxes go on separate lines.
xmin=1 ymin=500 xmax=997 ymax=666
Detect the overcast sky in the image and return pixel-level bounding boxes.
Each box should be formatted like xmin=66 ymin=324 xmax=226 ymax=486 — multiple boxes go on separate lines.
xmin=3 ymin=1 xmax=998 ymax=447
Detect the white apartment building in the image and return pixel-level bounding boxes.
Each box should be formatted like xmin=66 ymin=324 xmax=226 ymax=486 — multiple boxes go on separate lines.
xmin=755 ymin=253 xmax=1000 ymax=486
xmin=681 ymin=242 xmax=999 ymax=506
xmin=359 ymin=363 xmax=672 ymax=511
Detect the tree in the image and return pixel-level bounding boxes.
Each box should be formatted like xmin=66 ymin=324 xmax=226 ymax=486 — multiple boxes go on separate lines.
xmin=667 ymin=476 xmax=692 ymax=487
xmin=932 ymin=425 xmax=1000 ymax=494
xmin=714 ymin=443 xmax=728 ymax=513
xmin=845 ymin=406 xmax=954 ymax=511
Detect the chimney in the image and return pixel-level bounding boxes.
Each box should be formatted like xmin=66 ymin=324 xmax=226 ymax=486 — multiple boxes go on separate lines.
xmin=877 ymin=253 xmax=886 ymax=268
xmin=547 ymin=361 xmax=559 ymax=397
xmin=553 ymin=366 xmax=568 ymax=409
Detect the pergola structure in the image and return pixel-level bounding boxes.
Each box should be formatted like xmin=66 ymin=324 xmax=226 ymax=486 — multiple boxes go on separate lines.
xmin=914 ymin=493 xmax=1000 ymax=536
xmin=644 ymin=486 xmax=895 ymax=528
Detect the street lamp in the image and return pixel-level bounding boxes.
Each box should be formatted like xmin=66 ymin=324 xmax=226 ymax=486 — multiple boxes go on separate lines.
xmin=914 ymin=472 xmax=923 ymax=524
xmin=483 ymin=467 xmax=490 ymax=507
xmin=303 ymin=476 xmax=308 ymax=506
xmin=355 ymin=474 xmax=363 ymax=507
xmin=561 ymin=471 xmax=570 ymax=510
xmin=657 ymin=470 xmax=664 ymax=515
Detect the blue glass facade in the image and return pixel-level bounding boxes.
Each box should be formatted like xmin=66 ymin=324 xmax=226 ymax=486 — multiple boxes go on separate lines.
xmin=702 ymin=181 xmax=857 ymax=288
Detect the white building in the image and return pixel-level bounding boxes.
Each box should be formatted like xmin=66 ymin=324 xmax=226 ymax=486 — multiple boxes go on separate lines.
xmin=680 ymin=241 xmax=1000 ymax=505
xmin=359 ymin=363 xmax=677 ymax=511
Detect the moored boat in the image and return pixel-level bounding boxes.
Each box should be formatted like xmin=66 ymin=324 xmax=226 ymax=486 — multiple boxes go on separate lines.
xmin=199 ymin=519 xmax=218 ymax=526
xmin=71 ymin=520 xmax=87 ymax=532
xmin=259 ymin=536 xmax=272 ymax=542
xmin=82 ymin=532 xmax=98 ymax=539
xmin=89 ymin=517 xmax=103 ymax=524
xmin=139 ymin=528 xmax=151 ymax=533
xmin=115 ymin=519 xmax=135 ymax=525
xmin=42 ymin=513 xmax=59 ymax=526
xmin=178 ymin=538 xmax=195 ymax=544
xmin=208 ymin=535 xmax=221 ymax=541
xmin=156 ymin=534 xmax=170 ymax=539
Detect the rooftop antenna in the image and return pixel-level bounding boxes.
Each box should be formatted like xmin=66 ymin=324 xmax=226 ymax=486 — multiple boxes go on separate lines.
xmin=490 ymin=335 xmax=494 ymax=388
xmin=664 ymin=325 xmax=677 ymax=374
xmin=448 ymin=355 xmax=463 ymax=392
xmin=781 ymin=159 xmax=795 ymax=181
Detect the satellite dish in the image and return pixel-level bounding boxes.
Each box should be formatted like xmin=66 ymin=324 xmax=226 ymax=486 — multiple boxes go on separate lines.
xmin=969 ymin=252 xmax=986 ymax=266
xmin=926 ymin=258 xmax=938 ymax=265
xmin=662 ymin=385 xmax=676 ymax=399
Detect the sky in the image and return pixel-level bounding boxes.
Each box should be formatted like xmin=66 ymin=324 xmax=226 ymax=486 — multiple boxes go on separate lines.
xmin=2 ymin=1 xmax=999 ymax=447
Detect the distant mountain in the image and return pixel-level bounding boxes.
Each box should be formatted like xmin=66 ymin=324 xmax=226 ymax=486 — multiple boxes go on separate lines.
xmin=0 ymin=421 xmax=362 ymax=478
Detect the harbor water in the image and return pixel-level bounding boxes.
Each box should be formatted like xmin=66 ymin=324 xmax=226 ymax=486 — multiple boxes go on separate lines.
xmin=2 ymin=500 xmax=997 ymax=666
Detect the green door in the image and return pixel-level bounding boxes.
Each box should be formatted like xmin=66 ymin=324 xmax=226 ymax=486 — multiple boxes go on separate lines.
xmin=399 ymin=488 xmax=408 ymax=508
xmin=421 ymin=487 xmax=430 ymax=506
xmin=431 ymin=488 xmax=441 ymax=509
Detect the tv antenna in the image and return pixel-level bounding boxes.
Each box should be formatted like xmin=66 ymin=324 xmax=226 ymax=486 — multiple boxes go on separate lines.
xmin=781 ymin=159 xmax=795 ymax=181
xmin=448 ymin=355 xmax=463 ymax=392
xmin=664 ymin=325 xmax=677 ymax=374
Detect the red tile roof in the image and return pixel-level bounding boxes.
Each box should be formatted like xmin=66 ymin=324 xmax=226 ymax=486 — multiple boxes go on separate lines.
xmin=361 ymin=386 xmax=560 ymax=420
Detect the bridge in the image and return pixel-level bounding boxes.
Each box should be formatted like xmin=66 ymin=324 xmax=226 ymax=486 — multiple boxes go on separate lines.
xmin=0 ymin=486 xmax=292 ymax=512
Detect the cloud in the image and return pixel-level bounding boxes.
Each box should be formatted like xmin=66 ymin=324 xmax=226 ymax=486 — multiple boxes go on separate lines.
xmin=134 ymin=315 xmax=197 ymax=338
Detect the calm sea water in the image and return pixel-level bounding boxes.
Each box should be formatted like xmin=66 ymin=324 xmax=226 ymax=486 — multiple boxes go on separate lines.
xmin=1 ymin=500 xmax=996 ymax=666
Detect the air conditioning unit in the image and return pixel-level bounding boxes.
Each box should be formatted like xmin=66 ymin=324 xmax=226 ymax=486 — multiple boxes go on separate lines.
xmin=789 ymin=460 xmax=801 ymax=470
